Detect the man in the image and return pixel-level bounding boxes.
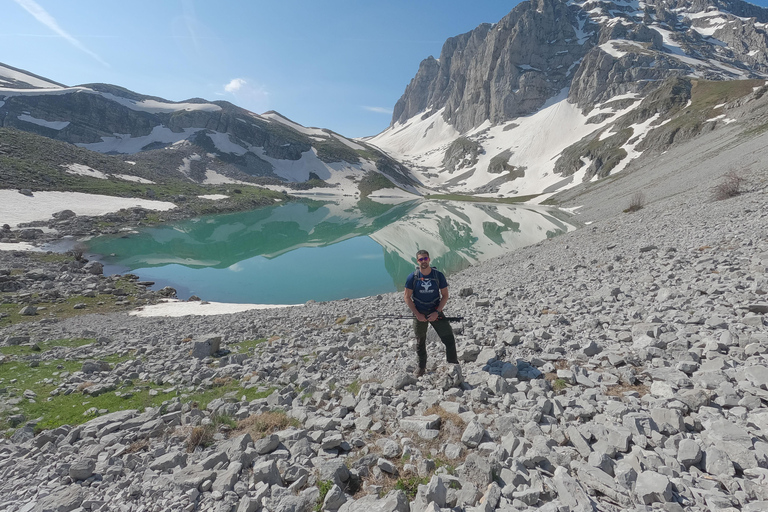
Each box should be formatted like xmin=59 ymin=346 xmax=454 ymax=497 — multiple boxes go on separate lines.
xmin=404 ymin=250 xmax=459 ymax=377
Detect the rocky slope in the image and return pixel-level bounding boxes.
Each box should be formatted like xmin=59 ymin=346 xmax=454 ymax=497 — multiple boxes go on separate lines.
xmin=0 ymin=67 xmax=418 ymax=196
xmin=373 ymin=0 xmax=768 ymax=197
xmin=0 ymin=139 xmax=766 ymax=512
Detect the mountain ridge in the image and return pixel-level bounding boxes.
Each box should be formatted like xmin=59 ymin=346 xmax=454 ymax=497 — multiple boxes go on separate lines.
xmin=369 ymin=0 xmax=768 ymax=200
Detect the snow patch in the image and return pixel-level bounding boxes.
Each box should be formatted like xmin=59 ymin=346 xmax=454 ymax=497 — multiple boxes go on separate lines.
xmin=96 ymin=92 xmax=221 ymax=114
xmin=198 ymin=194 xmax=229 ymax=200
xmin=0 ymin=190 xmax=176 ymax=228
xmin=262 ymin=112 xmax=328 ymax=137
xmin=207 ymin=132 xmax=248 ymax=155
xmin=62 ymin=163 xmax=108 ymax=180
xmin=203 ymin=170 xmax=254 ymax=186
xmin=129 ymin=299 xmax=300 ymax=317
xmin=0 ymin=64 xmax=61 ymax=89
xmin=17 ymin=113 xmax=70 ymax=130
xmin=114 ymin=174 xmax=155 ymax=184
xmin=78 ymin=126 xmax=204 ymax=154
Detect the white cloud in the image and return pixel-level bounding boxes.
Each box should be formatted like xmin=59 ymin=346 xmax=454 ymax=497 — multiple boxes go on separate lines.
xmin=363 ymin=106 xmax=393 ymax=114
xmin=12 ymin=0 xmax=108 ymax=67
xmin=224 ymin=78 xmax=246 ymax=93
xmin=221 ymin=78 xmax=269 ymax=114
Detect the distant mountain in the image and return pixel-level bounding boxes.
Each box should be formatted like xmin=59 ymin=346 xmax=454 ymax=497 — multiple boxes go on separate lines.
xmin=4 ymin=0 xmax=768 ymax=203
xmin=369 ymin=0 xmax=768 ymax=199
xmin=0 ymin=65 xmax=419 ymax=197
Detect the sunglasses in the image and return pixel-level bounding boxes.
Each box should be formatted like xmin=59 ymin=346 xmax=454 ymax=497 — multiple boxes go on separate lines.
xmin=418 ymin=256 xmax=430 ymax=262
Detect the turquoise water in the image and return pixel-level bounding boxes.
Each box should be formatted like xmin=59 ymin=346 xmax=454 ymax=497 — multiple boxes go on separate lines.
xmin=85 ymin=198 xmax=578 ymax=304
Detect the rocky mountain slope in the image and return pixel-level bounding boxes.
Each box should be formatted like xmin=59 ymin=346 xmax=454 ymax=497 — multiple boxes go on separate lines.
xmin=0 ymin=64 xmax=418 ymax=197
xmin=0 ymin=133 xmax=766 ymax=511
xmin=369 ymin=0 xmax=768 ymax=198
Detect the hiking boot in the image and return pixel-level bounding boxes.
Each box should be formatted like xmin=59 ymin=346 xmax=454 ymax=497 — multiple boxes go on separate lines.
xmin=416 ymin=367 xmax=425 ymax=378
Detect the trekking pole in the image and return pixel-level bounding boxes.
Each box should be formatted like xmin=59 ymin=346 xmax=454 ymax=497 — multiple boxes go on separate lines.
xmin=368 ymin=314 xmax=465 ymax=322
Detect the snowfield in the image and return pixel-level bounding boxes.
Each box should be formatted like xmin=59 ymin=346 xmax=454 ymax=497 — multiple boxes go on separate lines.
xmin=0 ymin=190 xmax=176 ymax=228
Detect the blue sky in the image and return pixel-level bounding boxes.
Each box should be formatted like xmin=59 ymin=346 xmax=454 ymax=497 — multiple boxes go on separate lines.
xmin=2 ymin=0 xmax=521 ymax=138
xmin=4 ymin=0 xmax=768 ymax=138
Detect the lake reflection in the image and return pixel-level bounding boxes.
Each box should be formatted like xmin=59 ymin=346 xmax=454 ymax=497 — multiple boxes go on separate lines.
xmin=85 ymin=198 xmax=579 ymax=304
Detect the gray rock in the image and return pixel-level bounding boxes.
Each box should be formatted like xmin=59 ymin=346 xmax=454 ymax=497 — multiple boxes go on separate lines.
xmin=377 ymin=458 xmax=398 ymax=474
xmin=254 ymin=433 xmax=280 ymax=454
xmin=634 ymin=471 xmax=673 ymax=504
xmin=704 ymin=446 xmax=735 ymax=477
xmin=253 ymin=459 xmax=283 ymax=486
xmin=191 ymin=335 xmax=221 ymax=358
xmin=552 ymin=466 xmax=595 ymax=512
xmin=400 ymin=415 xmax=441 ymax=432
xmin=81 ymin=359 xmax=112 ymax=373
xmin=424 ymin=475 xmax=447 ymax=507
xmin=30 ymin=486 xmax=84 ymax=512
xmin=338 ymin=490 xmax=409 ymax=512
xmin=213 ymin=462 xmax=243 ymax=494
xmin=742 ymin=365 xmax=768 ymax=390
xmin=461 ymin=420 xmax=485 ymax=448
xmin=323 ymin=484 xmax=347 ymax=511
xmin=677 ymin=439 xmax=702 ymax=467
xmin=315 ymin=459 xmax=350 ymax=487
xmin=149 ymin=450 xmax=187 ymax=471
xmin=456 ymin=453 xmax=493 ymax=487
xmin=69 ymin=457 xmax=96 ymax=481
xmin=19 ymin=305 xmax=37 ymax=316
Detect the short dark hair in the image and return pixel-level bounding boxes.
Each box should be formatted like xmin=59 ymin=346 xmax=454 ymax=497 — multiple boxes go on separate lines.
xmin=416 ymin=250 xmax=429 ymax=258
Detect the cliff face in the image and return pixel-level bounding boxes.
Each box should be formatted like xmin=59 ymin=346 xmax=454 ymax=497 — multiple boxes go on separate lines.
xmin=393 ymin=0 xmax=590 ymax=133
xmin=391 ymin=0 xmax=768 ymax=133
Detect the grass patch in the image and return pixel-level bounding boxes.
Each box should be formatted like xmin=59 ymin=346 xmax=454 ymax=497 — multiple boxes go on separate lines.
xmin=358 ymin=172 xmax=397 ymax=198
xmin=0 ymin=356 xmax=168 ymax=432
xmin=394 ymin=475 xmax=429 ymax=501
xmin=235 ymin=410 xmax=300 ymax=439
xmin=0 ymin=337 xmax=95 ymax=356
xmin=185 ymin=382 xmax=276 ymax=411
xmin=346 ymin=380 xmax=361 ymax=396
xmin=232 ymin=338 xmax=268 ymax=354
xmin=0 ymin=276 xmax=144 ymax=328
xmin=315 ymin=480 xmax=335 ymax=512
xmin=0 ymin=351 xmax=274 ymax=434
xmin=604 ymin=383 xmax=650 ymax=397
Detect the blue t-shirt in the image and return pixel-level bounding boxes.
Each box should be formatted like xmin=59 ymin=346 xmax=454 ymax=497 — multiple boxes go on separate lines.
xmin=405 ymin=267 xmax=448 ymax=313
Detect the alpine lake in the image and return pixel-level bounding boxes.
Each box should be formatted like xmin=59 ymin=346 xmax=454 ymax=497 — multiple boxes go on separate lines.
xmin=82 ymin=197 xmax=580 ymax=305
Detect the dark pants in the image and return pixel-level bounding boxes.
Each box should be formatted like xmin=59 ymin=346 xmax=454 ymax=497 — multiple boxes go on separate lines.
xmin=414 ymin=316 xmax=458 ymax=369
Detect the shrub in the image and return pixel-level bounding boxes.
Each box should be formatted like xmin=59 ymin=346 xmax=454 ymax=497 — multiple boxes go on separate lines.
xmin=236 ymin=410 xmax=299 ymax=439
xmin=623 ymin=192 xmax=646 ymax=213
xmin=186 ymin=424 xmax=215 ymax=452
xmin=314 ymin=480 xmax=334 ymax=512
xmin=394 ymin=476 xmax=429 ymax=500
xmin=712 ymin=170 xmax=745 ymax=200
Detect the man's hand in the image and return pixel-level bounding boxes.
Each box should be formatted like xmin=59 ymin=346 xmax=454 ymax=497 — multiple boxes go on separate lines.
xmin=426 ymin=311 xmax=439 ymax=322
xmin=416 ymin=313 xmax=428 ymax=322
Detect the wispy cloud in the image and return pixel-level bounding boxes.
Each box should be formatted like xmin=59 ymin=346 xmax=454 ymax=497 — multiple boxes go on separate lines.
xmin=363 ymin=106 xmax=393 ymax=114
xmin=221 ymin=78 xmax=269 ymax=113
xmin=12 ymin=0 xmax=108 ymax=66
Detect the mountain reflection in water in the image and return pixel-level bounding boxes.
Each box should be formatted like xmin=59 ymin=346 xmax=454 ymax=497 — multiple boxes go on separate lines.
xmin=85 ymin=198 xmax=579 ymax=304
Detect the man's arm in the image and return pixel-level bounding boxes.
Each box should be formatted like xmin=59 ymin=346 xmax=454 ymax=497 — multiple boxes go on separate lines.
xmin=404 ymin=288 xmax=427 ymax=322
xmin=436 ymin=287 xmax=449 ymax=313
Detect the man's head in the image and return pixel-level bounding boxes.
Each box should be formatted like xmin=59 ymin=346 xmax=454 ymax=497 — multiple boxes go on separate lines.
xmin=416 ymin=250 xmax=430 ymax=269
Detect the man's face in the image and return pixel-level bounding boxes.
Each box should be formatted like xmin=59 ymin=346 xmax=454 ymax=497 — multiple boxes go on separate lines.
xmin=417 ymin=254 xmax=430 ymax=269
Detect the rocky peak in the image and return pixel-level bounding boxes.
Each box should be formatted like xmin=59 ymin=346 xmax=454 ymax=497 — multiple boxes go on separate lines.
xmin=390 ymin=0 xmax=768 ymax=133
